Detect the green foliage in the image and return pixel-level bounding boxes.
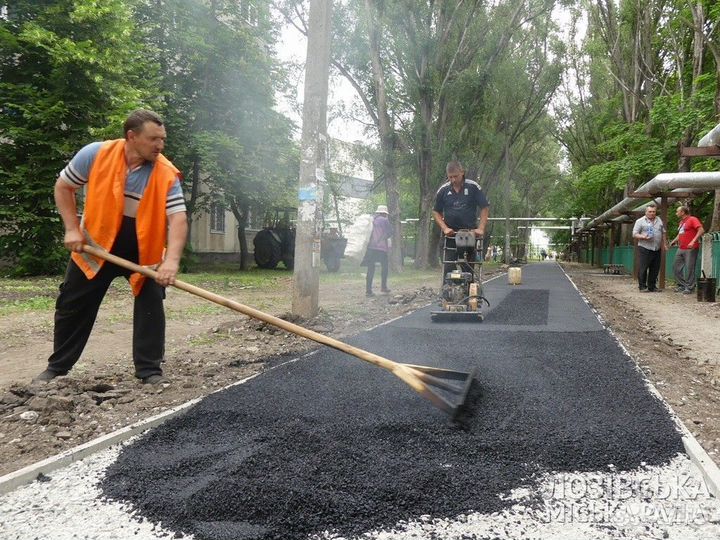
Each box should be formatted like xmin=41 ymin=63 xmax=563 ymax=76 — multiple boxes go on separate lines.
xmin=1 ymin=0 xmax=297 ymax=276
xmin=328 ymin=0 xmax=565 ymax=269
xmin=136 ymin=0 xmax=297 ymax=225
xmin=0 ymin=0 xmax=159 ymax=275
xmin=554 ymin=1 xmax=720 ymax=230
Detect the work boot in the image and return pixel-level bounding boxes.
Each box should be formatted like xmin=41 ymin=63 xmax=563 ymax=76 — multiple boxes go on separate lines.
xmin=142 ymin=374 xmax=170 ymax=385
xmin=366 ymin=290 xmax=374 ymax=297
xmin=381 ymin=288 xmax=391 ymax=294
xmin=32 ymin=369 xmax=66 ymax=384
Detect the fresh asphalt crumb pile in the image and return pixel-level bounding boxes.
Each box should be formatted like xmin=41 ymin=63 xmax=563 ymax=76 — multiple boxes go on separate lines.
xmin=102 ymin=264 xmax=685 ymax=540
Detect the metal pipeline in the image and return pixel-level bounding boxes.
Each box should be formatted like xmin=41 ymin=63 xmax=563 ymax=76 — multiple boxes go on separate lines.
xmin=577 ymin=173 xmax=720 ymax=234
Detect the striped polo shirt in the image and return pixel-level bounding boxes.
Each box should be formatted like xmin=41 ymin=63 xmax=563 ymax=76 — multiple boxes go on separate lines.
xmin=59 ymin=142 xmax=186 ymax=217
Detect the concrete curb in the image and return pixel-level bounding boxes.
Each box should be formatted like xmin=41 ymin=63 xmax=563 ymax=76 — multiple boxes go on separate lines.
xmin=559 ymin=263 xmax=720 ymax=499
xmin=0 ymin=395 xmax=201 ymax=495
xmin=683 ymin=434 xmax=720 ymax=498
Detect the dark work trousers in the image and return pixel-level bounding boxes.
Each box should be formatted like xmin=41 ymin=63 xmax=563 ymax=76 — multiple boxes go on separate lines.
xmin=365 ymin=249 xmax=389 ymax=293
xmin=637 ymin=246 xmax=661 ymax=291
xmin=47 ymin=217 xmax=165 ymax=379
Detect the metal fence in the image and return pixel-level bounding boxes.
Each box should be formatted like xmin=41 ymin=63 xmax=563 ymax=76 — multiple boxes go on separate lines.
xmin=712 ymin=232 xmax=720 ymax=280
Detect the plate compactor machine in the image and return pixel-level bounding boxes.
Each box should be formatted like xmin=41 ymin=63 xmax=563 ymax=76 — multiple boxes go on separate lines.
xmin=431 ymin=230 xmax=489 ymax=322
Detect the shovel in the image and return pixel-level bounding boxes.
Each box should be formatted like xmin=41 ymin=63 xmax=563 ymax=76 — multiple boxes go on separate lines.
xmin=82 ymin=245 xmax=478 ymax=419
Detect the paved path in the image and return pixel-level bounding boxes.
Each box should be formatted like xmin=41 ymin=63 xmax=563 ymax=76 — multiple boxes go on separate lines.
xmin=3 ymin=262 xmax=720 ymax=540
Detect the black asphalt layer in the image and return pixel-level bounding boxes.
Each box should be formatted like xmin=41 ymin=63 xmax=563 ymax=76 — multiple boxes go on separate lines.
xmin=101 ymin=263 xmax=684 ymax=540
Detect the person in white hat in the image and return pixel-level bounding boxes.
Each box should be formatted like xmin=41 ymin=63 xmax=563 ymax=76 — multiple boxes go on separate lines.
xmin=362 ymin=205 xmax=393 ymax=296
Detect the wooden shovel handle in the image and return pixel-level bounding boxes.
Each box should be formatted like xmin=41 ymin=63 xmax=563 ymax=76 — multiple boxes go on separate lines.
xmin=81 ymin=245 xmax=423 ymax=391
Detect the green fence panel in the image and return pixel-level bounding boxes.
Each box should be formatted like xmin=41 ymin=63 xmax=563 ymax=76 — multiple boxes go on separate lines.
xmin=598 ymin=245 xmax=705 ymax=282
xmin=712 ymin=232 xmax=720 ymax=281
xmin=600 ymin=245 xmax=635 ymax=269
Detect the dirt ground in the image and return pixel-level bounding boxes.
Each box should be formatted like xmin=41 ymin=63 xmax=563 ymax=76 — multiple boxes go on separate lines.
xmin=1 ymin=263 xmax=719 ymax=478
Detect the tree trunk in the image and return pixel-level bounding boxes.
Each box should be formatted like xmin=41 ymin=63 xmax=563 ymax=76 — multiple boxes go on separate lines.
xmin=678 ymin=2 xmax=705 ymax=173
xmin=185 ymin=157 xmax=201 ymax=246
xmin=416 ymin=192 xmax=436 ymax=269
xmin=671 ymin=2 xmax=720 ymax=230
xmin=709 ymin=46 xmax=720 ymax=230
xmin=366 ymin=0 xmax=403 ymax=272
xmin=230 ymin=200 xmax=250 ymax=270
xmin=381 ymin=139 xmax=404 ymax=270
xmin=414 ymin=92 xmax=435 ymax=269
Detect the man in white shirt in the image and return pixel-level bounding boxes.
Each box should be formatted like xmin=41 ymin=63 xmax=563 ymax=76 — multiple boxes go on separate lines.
xmin=632 ymin=204 xmax=667 ymax=292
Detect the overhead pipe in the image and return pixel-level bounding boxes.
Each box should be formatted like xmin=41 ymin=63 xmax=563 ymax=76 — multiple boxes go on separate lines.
xmin=698 ymin=123 xmax=720 ymax=147
xmin=576 ymin=172 xmax=720 ymax=235
xmin=633 ymin=172 xmax=720 ymax=194
xmin=609 ymin=187 xmax=712 ymax=223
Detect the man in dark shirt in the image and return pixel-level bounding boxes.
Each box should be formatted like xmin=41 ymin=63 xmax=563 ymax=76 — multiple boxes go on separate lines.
xmin=433 ymin=161 xmax=490 ymax=273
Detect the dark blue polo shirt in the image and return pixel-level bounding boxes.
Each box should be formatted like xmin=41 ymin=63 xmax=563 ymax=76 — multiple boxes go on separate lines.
xmin=433 ymin=179 xmax=489 ymax=229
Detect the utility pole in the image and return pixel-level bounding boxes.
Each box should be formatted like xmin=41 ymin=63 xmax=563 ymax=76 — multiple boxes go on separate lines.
xmin=292 ymin=0 xmax=332 ymax=318
xmin=504 ymin=138 xmax=512 ymax=264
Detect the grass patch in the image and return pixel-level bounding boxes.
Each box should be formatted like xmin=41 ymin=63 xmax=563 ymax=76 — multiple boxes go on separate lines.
xmin=319 ymin=260 xmax=438 ymax=285
xmin=180 ymin=267 xmax=286 ymax=290
xmin=0 ymin=276 xmax=59 ymax=302
xmin=0 ymin=296 xmax=56 ymax=315
xmin=188 ymin=333 xmax=229 ymax=346
xmin=0 ymin=258 xmax=499 ymax=317
xmin=167 ymin=303 xmax=223 ymax=319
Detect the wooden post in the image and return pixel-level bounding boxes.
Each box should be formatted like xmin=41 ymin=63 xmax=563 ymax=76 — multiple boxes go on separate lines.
xmin=659 ymin=196 xmax=668 ymax=289
xmin=292 ymin=0 xmax=332 ymax=318
xmin=608 ymin=223 xmax=616 ymax=265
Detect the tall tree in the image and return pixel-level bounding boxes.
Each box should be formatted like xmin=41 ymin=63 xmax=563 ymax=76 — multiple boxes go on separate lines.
xmin=0 ymin=0 xmax=159 ymax=275
xmin=406 ymin=0 xmax=561 ymax=267
xmin=681 ymin=0 xmax=720 ymax=230
xmin=279 ymin=0 xmax=407 ymax=271
xmin=136 ymin=0 xmax=296 ymax=267
xmin=554 ymin=1 xmax=720 ymax=234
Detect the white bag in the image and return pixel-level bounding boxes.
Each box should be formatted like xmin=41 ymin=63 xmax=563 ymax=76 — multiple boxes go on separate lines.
xmin=343 ymin=214 xmax=373 ymax=263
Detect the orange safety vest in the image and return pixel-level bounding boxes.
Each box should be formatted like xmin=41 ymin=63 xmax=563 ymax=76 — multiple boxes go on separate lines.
xmin=71 ymin=139 xmax=181 ymax=296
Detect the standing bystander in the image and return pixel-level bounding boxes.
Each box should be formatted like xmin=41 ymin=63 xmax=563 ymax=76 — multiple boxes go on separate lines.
xmin=632 ymin=204 xmax=667 ymax=292
xmin=669 ymin=205 xmax=704 ymax=294
xmin=363 ymin=205 xmax=393 ymax=297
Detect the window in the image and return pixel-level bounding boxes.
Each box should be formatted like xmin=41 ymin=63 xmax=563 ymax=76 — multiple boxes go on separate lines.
xmin=210 ymin=203 xmax=225 ymax=234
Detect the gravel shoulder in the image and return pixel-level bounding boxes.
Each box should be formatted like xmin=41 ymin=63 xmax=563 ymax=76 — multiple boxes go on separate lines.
xmin=1 ymin=262 xmax=719 ymax=478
